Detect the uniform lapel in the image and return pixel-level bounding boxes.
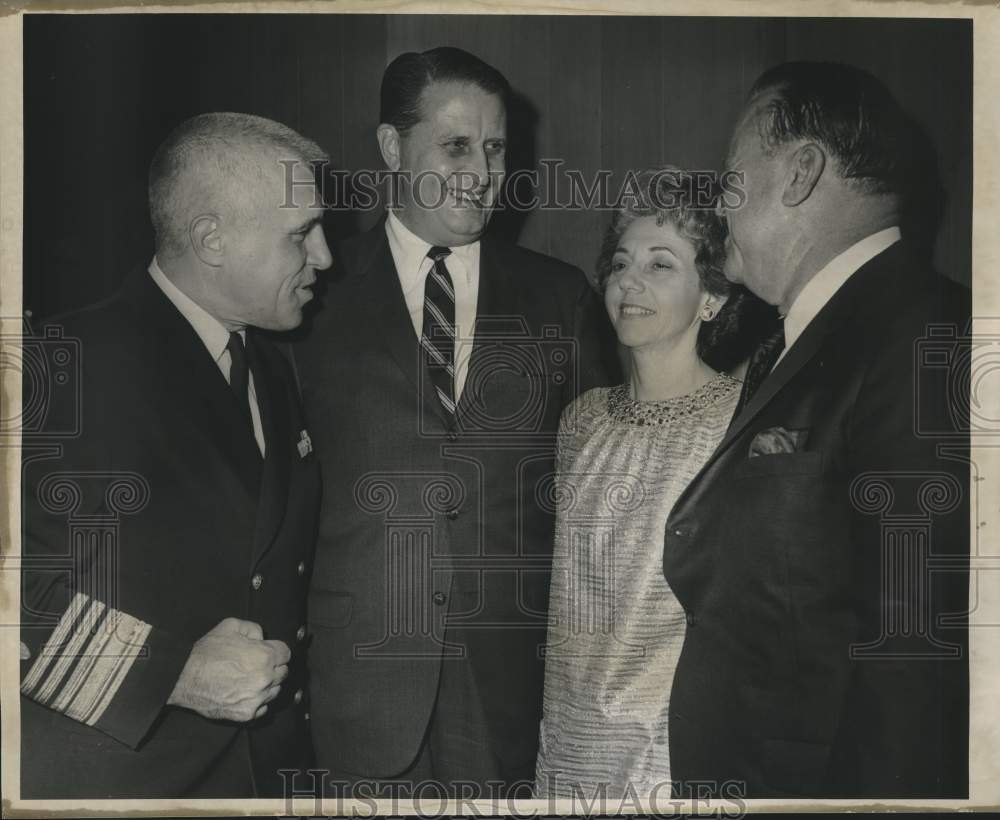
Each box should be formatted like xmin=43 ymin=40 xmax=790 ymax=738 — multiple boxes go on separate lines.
xmin=246 ymin=333 xmax=291 ymax=563
xmin=122 ymin=267 xmax=262 ymax=500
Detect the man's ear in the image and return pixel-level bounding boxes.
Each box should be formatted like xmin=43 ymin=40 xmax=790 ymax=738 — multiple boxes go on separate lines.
xmin=376 ymin=123 xmax=402 ymax=172
xmin=781 ymin=142 xmax=825 ymax=207
xmin=189 ymin=214 xmax=224 ymax=267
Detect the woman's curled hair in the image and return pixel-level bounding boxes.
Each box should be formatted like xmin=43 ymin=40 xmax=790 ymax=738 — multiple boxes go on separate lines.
xmin=596 ymin=166 xmax=777 ymax=373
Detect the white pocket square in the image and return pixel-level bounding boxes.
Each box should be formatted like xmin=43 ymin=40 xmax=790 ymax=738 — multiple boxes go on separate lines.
xmin=297 ymin=429 xmax=313 ymax=458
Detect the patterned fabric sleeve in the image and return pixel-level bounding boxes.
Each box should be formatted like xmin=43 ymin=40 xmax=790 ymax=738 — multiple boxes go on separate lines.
xmin=555 ymin=387 xmax=604 ymax=472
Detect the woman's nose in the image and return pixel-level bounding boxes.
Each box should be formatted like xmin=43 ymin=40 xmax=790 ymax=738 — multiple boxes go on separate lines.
xmin=618 ymin=266 xmax=643 ymax=291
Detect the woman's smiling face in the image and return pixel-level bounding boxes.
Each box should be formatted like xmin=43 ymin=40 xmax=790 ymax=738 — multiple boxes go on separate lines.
xmin=604 ymin=215 xmax=707 ymax=354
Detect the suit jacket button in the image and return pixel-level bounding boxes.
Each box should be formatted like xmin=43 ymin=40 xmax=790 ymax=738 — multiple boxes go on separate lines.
xmin=293 ymin=689 xmax=303 ymax=705
xmin=448 ymin=430 xmax=459 ymax=442
xmin=251 ymin=573 xmax=263 ymax=590
xmin=297 ymin=561 xmax=306 ymax=576
xmin=685 ymin=611 xmax=697 ymax=626
xmin=446 ymin=508 xmax=460 ymax=521
xmin=296 ymin=625 xmax=307 ymax=642
xmin=432 ymin=591 xmax=447 ymax=606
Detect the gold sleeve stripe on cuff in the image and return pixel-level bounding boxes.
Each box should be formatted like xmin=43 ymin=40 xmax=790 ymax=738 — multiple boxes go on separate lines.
xmin=32 ymin=597 xmax=106 ymax=705
xmin=21 ymin=591 xmax=153 ymax=725
xmin=49 ymin=606 xmax=115 ymax=713
xmin=21 ymin=591 xmax=95 ymax=695
xmin=65 ymin=612 xmax=151 ymax=726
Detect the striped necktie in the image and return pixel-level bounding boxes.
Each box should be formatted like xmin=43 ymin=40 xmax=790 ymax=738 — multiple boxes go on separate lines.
xmin=421 ymin=246 xmax=457 ymax=420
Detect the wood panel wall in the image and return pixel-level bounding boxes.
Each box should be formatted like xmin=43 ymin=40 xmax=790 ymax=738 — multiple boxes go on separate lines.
xmin=23 ymin=14 xmax=971 ymax=317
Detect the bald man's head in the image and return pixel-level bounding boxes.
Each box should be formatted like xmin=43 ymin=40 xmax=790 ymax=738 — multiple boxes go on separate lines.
xmin=148 ymin=112 xmax=328 ymax=261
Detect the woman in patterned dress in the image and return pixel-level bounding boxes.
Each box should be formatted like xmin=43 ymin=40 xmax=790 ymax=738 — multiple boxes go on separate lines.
xmin=535 ymin=166 xmax=771 ymax=807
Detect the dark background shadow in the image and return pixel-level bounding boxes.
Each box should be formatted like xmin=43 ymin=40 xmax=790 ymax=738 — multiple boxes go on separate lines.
xmin=900 ymin=114 xmax=948 ymax=258
xmin=491 ymin=89 xmax=539 ymax=244
xmin=22 ymin=14 xmax=972 ymax=318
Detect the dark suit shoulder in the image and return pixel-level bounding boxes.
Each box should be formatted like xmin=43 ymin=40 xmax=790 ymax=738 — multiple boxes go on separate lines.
xmin=333 ymin=222 xmax=588 ymax=285
xmin=34 ymin=292 xmax=146 ymax=390
xmin=484 ymin=236 xmax=587 ymax=287
xmin=40 ymin=290 xmax=136 ymax=342
xmin=827 ymin=242 xmax=964 ymax=346
xmin=853 ymin=248 xmax=970 ymax=346
xmin=332 ymin=224 xmax=384 ymax=277
xmin=906 ymin=268 xmax=969 ymax=322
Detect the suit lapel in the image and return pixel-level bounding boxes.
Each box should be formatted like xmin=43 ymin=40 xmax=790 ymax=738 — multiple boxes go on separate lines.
xmin=670 ymin=242 xmax=904 ymax=519
xmin=246 ymin=333 xmax=291 ymax=563
xmin=715 ymin=299 xmax=839 ymax=456
xmin=454 ymin=238 xmax=503 ymax=422
xmin=356 ymin=223 xmax=448 ymax=428
xmin=122 ymin=268 xmax=262 ymax=500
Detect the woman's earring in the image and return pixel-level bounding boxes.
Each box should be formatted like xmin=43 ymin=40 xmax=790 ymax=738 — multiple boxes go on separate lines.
xmin=700 ymin=304 xmax=717 ymax=321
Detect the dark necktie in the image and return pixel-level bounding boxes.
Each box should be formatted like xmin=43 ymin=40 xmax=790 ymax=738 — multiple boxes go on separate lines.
xmin=421 ymin=246 xmax=457 ymax=419
xmin=226 ymin=330 xmax=253 ymax=430
xmin=735 ymin=322 xmax=786 ymax=416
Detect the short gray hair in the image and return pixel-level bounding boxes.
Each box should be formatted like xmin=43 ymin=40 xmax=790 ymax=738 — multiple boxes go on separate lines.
xmin=148 ymin=112 xmax=328 ymax=259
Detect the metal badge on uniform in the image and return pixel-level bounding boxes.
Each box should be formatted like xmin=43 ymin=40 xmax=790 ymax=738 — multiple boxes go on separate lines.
xmin=297 ymin=429 xmax=313 ymax=458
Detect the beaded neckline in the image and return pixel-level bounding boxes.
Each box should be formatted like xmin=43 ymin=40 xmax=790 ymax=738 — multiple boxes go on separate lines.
xmin=606 ymin=372 xmax=741 ymax=426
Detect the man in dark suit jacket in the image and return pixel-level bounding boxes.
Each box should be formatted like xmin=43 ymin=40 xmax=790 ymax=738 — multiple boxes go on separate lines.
xmin=294 ymin=47 xmax=616 ymax=796
xmin=20 ymin=112 xmax=331 ymax=798
xmin=663 ymin=62 xmax=969 ymax=798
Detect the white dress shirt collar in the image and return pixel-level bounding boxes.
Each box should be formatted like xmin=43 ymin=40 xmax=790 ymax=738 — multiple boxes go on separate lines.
xmin=148 ymin=256 xmax=238 ymax=360
xmin=782 ymin=226 xmax=902 ymax=354
xmin=384 ymin=210 xmax=479 ymax=284
xmin=383 ymin=210 xmax=482 ymax=403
